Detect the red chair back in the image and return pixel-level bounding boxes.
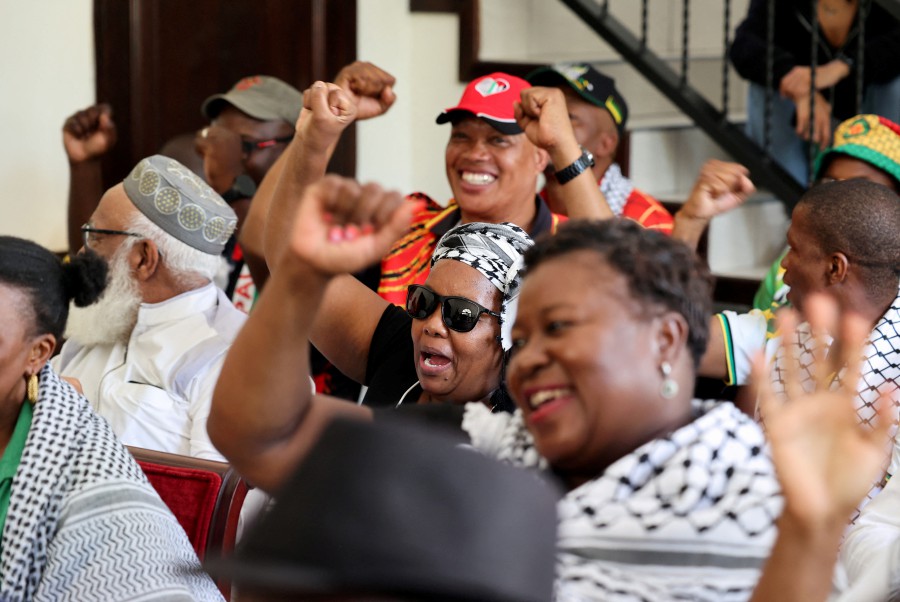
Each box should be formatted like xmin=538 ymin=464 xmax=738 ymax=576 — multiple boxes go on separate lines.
xmin=128 ymin=446 xmax=249 ymax=600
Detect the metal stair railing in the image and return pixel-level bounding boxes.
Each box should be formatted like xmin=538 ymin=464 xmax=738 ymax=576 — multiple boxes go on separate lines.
xmin=560 ymin=0 xmax=808 ymax=209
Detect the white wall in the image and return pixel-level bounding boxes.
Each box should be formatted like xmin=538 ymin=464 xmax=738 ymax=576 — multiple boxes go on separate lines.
xmin=1 ymin=0 xmax=782 ymax=273
xmin=0 ymin=0 xmax=95 ymax=251
xmin=356 ymin=2 xmax=464 ymax=204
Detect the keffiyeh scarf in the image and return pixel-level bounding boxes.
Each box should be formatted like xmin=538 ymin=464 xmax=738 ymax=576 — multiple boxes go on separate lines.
xmin=432 ymin=222 xmax=534 ymax=350
xmin=463 ymin=400 xmax=782 ymax=601
xmin=598 ymin=162 xmax=634 ymax=217
xmin=0 ymin=365 xmax=222 ymax=601
xmin=771 ymin=283 xmax=900 ymax=520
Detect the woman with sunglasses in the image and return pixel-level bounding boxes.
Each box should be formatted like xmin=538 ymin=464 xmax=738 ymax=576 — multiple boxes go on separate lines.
xmin=210 ymin=176 xmax=530 ymax=484
xmin=210 ymin=175 xmax=783 ymax=599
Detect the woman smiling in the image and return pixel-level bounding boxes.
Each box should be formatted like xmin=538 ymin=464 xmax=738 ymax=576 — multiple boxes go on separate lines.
xmin=210 ymin=176 xmax=781 ymax=600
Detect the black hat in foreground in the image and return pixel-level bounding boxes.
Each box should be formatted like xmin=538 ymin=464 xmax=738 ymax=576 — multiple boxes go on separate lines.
xmin=205 ymin=417 xmax=560 ymax=601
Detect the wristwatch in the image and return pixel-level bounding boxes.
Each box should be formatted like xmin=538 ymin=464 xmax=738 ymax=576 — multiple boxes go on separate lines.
xmin=554 ymin=147 xmax=595 ymax=185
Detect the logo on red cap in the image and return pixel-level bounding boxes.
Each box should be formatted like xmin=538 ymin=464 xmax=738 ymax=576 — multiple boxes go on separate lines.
xmin=474 ymin=77 xmax=511 ymax=97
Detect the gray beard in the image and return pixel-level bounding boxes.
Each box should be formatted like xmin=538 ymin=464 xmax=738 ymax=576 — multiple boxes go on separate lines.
xmin=65 ymin=248 xmax=142 ymax=347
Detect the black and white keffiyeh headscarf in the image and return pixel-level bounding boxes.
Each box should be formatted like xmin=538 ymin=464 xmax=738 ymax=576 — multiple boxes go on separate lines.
xmin=432 ymin=222 xmax=534 ymax=350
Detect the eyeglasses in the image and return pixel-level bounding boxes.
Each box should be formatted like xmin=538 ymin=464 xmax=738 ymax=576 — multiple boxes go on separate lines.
xmin=240 ymin=135 xmax=293 ymax=156
xmin=81 ymin=224 xmax=142 ymax=250
xmin=406 ymin=284 xmax=500 ymax=333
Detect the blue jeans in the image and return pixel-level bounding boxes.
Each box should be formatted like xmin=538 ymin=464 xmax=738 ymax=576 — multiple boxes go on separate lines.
xmin=745 ymin=76 xmax=900 ymax=186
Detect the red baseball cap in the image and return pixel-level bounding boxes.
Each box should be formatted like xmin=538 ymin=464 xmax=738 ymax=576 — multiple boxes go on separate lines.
xmin=436 ymin=73 xmax=529 ymax=134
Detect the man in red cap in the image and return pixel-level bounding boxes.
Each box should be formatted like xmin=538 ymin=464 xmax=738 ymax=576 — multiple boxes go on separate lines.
xmin=254 ymin=63 xmax=609 ymax=305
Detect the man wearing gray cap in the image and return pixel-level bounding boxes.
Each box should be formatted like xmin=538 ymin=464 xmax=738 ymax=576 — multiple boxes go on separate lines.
xmin=63 ymin=75 xmax=301 ymax=311
xmin=199 ymin=75 xmax=300 ymax=190
xmin=53 ymin=155 xmax=246 ymax=461
xmin=196 ymin=75 xmax=301 ymax=309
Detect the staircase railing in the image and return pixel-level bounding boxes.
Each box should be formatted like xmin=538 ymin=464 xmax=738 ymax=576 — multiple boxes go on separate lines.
xmin=561 ymin=0 xmax=900 ymax=210
xmin=561 ymin=0 xmax=809 ymax=207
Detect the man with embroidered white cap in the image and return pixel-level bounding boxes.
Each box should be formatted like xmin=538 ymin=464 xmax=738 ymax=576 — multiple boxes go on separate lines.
xmin=53 ymin=154 xmax=246 ymax=461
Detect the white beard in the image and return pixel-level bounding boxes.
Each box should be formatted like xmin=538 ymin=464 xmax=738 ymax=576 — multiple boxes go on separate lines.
xmin=65 ymin=247 xmax=142 ymax=347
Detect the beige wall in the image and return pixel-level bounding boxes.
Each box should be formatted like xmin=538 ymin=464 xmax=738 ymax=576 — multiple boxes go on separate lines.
xmin=1 ymin=0 xmax=777 ymax=272
xmin=0 ymin=0 xmax=95 ymax=251
xmin=355 ymin=2 xmax=465 ymax=204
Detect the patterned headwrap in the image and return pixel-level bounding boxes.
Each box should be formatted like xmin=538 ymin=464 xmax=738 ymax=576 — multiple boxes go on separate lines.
xmin=431 ymin=222 xmax=534 ymax=350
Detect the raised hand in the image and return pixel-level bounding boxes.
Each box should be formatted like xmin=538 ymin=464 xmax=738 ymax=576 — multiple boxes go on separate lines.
xmin=673 ymin=160 xmax=756 ymax=250
xmin=514 ymin=86 xmax=579 ymax=155
xmin=334 ymin=61 xmax=397 ymax=121
xmin=196 ymin=125 xmax=245 ymax=195
xmin=681 ymin=160 xmax=755 ymax=221
xmin=287 ymin=175 xmax=419 ymax=276
xmin=297 ymin=81 xmax=358 ymax=153
xmin=754 ymin=295 xmax=893 ymax=530
xmin=62 ymin=104 xmax=117 ymax=164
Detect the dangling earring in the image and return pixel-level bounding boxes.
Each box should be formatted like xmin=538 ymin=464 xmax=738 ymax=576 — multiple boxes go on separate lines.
xmin=659 ymin=362 xmax=679 ymax=400
xmin=26 ymin=374 xmax=38 ymax=405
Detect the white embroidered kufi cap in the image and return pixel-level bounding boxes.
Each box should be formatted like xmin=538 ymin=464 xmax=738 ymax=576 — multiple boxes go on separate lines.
xmin=122 ymin=155 xmax=237 ymax=255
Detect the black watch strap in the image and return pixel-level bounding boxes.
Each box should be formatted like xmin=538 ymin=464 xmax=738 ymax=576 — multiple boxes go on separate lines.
xmin=554 ymin=148 xmax=595 ymax=185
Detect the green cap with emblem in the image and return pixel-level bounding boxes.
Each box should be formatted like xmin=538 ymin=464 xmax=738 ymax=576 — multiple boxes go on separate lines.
xmin=527 ymin=62 xmax=629 ymax=132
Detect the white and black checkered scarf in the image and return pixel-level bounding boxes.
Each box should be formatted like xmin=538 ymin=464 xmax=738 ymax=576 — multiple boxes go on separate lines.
xmin=463 ymin=400 xmax=782 ymax=601
xmin=771 ymin=283 xmax=900 ymax=521
xmin=0 ymin=365 xmax=222 ymax=601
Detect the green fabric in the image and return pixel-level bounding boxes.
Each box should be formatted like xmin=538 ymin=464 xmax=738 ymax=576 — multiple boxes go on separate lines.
xmin=716 ymin=313 xmax=737 ymax=387
xmin=0 ymin=401 xmax=34 ymax=562
xmin=752 ymin=249 xmax=789 ymax=314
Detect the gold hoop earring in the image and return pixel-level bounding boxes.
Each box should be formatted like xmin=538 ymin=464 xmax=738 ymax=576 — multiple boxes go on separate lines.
xmin=27 ymin=374 xmax=38 ymax=405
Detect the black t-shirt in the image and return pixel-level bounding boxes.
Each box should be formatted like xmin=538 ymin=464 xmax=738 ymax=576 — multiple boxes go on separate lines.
xmin=362 ymin=305 xmax=487 ymax=435
xmin=363 ymin=304 xmax=420 ymax=408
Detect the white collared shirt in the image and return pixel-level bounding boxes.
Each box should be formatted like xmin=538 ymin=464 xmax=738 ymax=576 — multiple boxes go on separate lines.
xmin=53 ymin=283 xmax=246 ymax=461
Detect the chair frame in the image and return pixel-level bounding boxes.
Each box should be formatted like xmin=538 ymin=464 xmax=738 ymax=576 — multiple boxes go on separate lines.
xmin=127 ymin=446 xmax=250 ymax=599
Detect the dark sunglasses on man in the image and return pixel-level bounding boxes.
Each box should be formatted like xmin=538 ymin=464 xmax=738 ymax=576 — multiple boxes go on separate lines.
xmin=405 ymin=284 xmax=500 ymax=333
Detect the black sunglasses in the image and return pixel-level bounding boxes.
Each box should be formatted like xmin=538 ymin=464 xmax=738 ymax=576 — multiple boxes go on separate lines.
xmin=406 ymin=284 xmax=500 ymax=333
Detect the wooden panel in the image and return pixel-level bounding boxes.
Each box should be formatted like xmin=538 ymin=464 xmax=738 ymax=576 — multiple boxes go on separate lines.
xmin=94 ymin=0 xmax=357 ymax=184
xmin=410 ymin=0 xmax=467 ymax=12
